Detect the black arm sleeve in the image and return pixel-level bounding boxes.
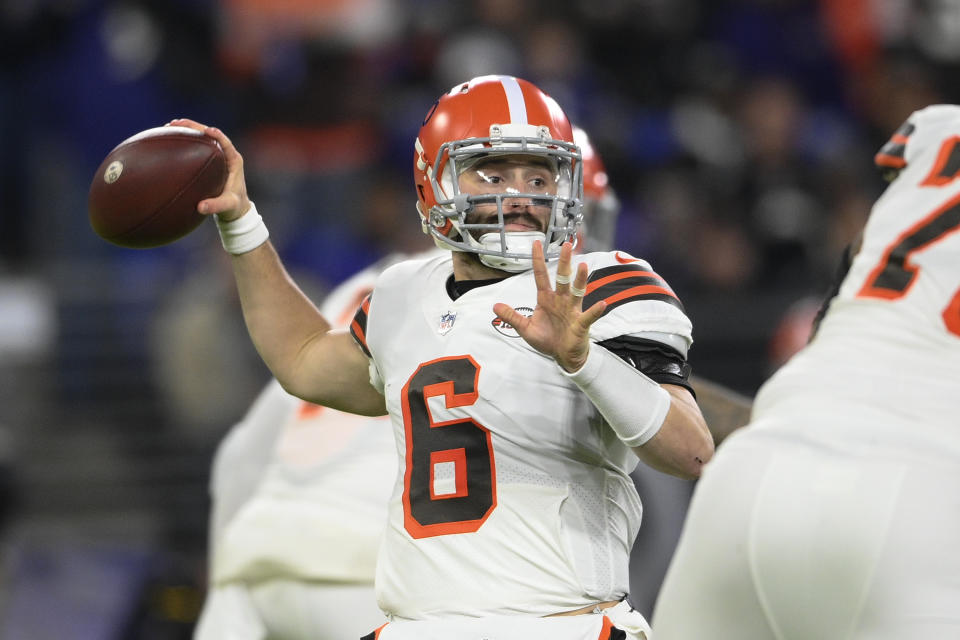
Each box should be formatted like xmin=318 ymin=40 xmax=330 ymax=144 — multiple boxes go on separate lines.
xmin=596 ymin=335 xmax=694 ymax=396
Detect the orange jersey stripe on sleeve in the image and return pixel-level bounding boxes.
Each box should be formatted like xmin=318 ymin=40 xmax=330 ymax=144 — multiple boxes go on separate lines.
xmin=874 ymin=121 xmax=914 ymax=169
xmin=584 ymin=264 xmax=683 ymax=314
xmin=585 ymin=268 xmax=675 ymax=296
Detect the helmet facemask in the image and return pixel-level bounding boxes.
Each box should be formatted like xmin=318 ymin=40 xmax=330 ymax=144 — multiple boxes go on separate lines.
xmin=421 ymin=124 xmax=583 ymax=272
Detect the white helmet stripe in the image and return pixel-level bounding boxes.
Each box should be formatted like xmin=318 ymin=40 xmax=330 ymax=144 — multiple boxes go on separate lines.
xmin=498 ymin=76 xmax=528 ymax=125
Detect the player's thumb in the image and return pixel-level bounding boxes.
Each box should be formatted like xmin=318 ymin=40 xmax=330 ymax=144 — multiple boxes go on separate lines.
xmin=492 ymin=303 xmax=526 ymax=331
xmin=199 ymin=194 xmax=248 ymax=220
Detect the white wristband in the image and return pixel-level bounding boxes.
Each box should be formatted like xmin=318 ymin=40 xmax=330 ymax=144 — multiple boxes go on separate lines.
xmin=561 ymin=345 xmax=672 ymax=447
xmin=215 ymin=201 xmax=269 ymax=254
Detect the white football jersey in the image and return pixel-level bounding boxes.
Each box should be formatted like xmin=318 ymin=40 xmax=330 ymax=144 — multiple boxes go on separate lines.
xmin=353 ymin=250 xmax=692 ymax=619
xmin=751 ymin=104 xmax=960 ymax=457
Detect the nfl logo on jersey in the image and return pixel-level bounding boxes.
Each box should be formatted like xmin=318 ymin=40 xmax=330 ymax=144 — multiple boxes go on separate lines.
xmin=438 ymin=311 xmax=457 ymax=335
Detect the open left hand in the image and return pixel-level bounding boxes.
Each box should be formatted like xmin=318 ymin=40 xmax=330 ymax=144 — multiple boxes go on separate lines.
xmin=493 ymin=241 xmax=606 ymax=372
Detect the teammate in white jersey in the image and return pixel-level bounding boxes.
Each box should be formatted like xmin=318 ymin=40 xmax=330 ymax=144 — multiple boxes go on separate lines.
xmin=170 ymin=74 xmax=714 ymax=639
xmin=652 ymin=104 xmax=960 ymax=639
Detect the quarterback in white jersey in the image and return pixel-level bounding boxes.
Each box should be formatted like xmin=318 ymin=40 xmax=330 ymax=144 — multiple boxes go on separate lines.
xmin=653 ymin=104 xmax=960 ymax=639
xmin=171 ymin=75 xmax=714 ymax=640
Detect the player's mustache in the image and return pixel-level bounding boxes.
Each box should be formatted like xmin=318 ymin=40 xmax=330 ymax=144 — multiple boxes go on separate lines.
xmin=485 ymin=212 xmax=544 ymax=228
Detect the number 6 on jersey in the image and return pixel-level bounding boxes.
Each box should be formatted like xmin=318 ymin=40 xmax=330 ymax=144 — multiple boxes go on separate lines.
xmin=401 ymin=356 xmax=497 ymax=538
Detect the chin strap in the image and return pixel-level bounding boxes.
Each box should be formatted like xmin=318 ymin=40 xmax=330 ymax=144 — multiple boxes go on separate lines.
xmin=476 ymin=231 xmax=547 ymax=272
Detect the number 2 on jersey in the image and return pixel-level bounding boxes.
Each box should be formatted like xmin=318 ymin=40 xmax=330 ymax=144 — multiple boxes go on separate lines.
xmin=401 ymin=356 xmax=496 ymax=539
xmin=857 ymin=136 xmax=960 ymax=336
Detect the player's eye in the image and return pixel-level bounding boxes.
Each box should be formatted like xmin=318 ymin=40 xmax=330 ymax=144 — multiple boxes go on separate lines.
xmin=474 ymin=170 xmax=502 ymax=185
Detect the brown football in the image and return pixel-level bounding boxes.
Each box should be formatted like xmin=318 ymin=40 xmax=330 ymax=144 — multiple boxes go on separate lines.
xmin=88 ymin=126 xmax=227 ymax=248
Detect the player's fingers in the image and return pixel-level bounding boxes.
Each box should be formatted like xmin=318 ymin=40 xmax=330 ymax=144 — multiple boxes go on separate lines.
xmin=530 ymin=241 xmax=552 ymax=292
xmin=167 ymin=118 xmax=207 ymax=132
xmin=579 ymin=300 xmax=607 ymax=328
xmin=493 ymin=303 xmax=529 ymax=332
xmin=197 ymin=192 xmax=244 ymax=217
xmin=554 ymin=242 xmax=573 ymax=293
xmin=169 ymin=120 xmax=239 ymax=163
xmin=171 ymin=124 xmax=248 ymax=219
xmin=203 ymin=126 xmax=241 ymax=159
xmin=568 ymin=261 xmax=588 ymax=301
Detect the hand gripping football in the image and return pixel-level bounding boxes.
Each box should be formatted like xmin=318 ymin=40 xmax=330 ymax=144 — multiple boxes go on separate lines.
xmin=88 ymin=126 xmax=227 ymax=248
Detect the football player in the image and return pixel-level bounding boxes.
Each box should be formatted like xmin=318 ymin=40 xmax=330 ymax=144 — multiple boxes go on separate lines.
xmin=173 ymin=74 xmax=714 ymax=639
xmin=194 ymin=124 xmax=641 ymax=640
xmin=652 ymin=104 xmax=960 ymax=639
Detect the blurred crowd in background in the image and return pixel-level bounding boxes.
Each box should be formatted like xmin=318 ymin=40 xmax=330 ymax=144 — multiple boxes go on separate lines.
xmin=1 ymin=0 xmax=960 ymax=636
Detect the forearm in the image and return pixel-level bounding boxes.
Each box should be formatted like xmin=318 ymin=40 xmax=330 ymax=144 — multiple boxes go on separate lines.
xmin=228 ymin=241 xmax=383 ymax=414
xmin=562 ymin=345 xmax=714 ymax=479
xmin=632 ymin=385 xmax=714 ymax=479
xmin=229 ymin=240 xmax=331 ymax=385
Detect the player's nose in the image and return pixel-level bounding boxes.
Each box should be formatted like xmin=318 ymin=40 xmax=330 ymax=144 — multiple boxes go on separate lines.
xmin=504 ymin=195 xmax=533 ymax=209
xmin=502 ymin=184 xmax=535 ymax=208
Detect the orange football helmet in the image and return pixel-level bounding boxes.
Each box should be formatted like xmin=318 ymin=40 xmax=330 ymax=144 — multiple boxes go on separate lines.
xmin=413 ymin=75 xmax=583 ymax=271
